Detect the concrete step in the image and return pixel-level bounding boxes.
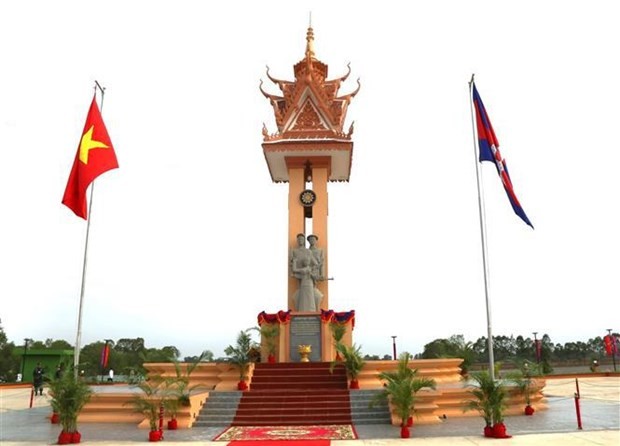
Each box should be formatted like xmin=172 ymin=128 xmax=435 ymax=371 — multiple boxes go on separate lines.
xmin=349 ymin=388 xmax=391 ymax=425
xmin=194 ymin=391 xmax=242 ymax=427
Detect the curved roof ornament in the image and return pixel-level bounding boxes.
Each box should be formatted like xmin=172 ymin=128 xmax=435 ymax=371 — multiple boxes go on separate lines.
xmin=259 ymin=79 xmax=281 ymax=100
xmin=351 ymin=77 xmax=362 ymax=97
xmin=258 ymin=79 xmax=269 ymax=98
xmin=325 ymin=62 xmax=352 ymax=89
xmin=337 ymin=77 xmax=361 ymax=101
xmin=265 ymin=65 xmax=292 ymax=89
xmin=347 ymin=121 xmax=355 ymax=138
xmin=340 ymin=62 xmax=352 ymax=83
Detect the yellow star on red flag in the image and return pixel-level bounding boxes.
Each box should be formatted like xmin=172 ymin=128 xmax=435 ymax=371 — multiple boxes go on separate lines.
xmin=79 ymin=125 xmax=110 ymax=164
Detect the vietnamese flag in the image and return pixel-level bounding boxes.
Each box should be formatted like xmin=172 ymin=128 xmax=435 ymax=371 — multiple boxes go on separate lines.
xmin=62 ymin=95 xmax=118 ymax=219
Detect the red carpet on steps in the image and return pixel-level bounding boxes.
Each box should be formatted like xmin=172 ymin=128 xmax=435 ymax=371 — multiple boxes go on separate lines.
xmin=232 ymin=362 xmax=352 ymax=426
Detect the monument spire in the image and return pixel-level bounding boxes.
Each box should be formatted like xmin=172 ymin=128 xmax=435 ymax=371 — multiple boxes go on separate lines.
xmin=305 ymin=24 xmax=316 ymax=60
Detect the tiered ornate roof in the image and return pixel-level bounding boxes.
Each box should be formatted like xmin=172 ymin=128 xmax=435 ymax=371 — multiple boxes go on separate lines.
xmin=261 ymin=26 xmax=360 ymax=182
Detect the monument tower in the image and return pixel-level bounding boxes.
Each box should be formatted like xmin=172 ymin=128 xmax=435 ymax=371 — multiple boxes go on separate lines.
xmin=261 ymin=25 xmax=359 ymax=312
xmin=259 ymin=26 xmax=359 ymax=362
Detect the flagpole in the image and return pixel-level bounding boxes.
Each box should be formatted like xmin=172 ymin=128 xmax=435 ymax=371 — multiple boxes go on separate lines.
xmin=73 ymin=81 xmax=106 ymax=376
xmin=468 ymin=74 xmax=496 ymax=381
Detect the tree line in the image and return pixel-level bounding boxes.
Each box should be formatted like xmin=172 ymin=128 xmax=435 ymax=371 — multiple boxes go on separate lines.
xmin=0 ymin=322 xmax=215 ymax=382
xmin=1 ymin=321 xmax=616 ymax=382
xmin=416 ymin=333 xmax=618 ymax=374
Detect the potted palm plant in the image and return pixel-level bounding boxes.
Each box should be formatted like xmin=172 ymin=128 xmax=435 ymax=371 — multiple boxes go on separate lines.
xmin=127 ymin=377 xmax=166 ymax=442
xmin=490 ymin=386 xmax=509 ymax=439
xmin=465 ymin=370 xmax=509 ymax=438
xmin=163 ymin=350 xmax=209 ymax=429
xmin=224 ymin=330 xmax=256 ymax=391
xmin=330 ymin=323 xmax=346 ymax=360
xmin=254 ymin=324 xmax=279 ymax=363
xmin=48 ymin=369 xmax=92 ymax=444
xmin=331 ymin=343 xmax=365 ymax=389
xmin=507 ymin=360 xmax=539 ymax=416
xmin=465 ymin=370 xmax=494 ymax=437
xmin=372 ymin=352 xmax=436 ymax=438
xmin=162 ymin=397 xmax=180 ymax=430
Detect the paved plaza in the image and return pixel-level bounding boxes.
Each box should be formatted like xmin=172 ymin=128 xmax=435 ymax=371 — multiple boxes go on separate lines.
xmin=1 ymin=377 xmax=618 ymax=445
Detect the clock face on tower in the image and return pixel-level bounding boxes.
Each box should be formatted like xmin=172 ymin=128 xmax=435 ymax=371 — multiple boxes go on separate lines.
xmin=299 ymin=189 xmax=317 ymax=207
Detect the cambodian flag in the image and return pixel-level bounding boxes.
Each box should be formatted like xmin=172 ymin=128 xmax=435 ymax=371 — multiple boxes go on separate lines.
xmin=472 ymin=83 xmax=533 ymax=228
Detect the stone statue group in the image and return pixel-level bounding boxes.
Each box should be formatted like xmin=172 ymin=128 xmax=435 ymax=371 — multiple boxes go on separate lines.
xmin=290 ymin=233 xmax=324 ymax=312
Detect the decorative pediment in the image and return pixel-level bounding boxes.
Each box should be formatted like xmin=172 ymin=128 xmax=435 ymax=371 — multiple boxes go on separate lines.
xmin=290 ymin=100 xmax=328 ymax=131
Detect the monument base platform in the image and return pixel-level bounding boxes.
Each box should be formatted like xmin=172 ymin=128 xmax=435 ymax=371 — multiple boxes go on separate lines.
xmin=257 ymin=309 xmax=355 ymax=363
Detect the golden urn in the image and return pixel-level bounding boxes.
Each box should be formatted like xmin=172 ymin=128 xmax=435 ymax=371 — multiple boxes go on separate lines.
xmin=298 ymin=344 xmax=312 ymax=362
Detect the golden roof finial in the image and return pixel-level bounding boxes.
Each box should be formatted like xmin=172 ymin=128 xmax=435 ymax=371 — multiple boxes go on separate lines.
xmin=305 ymin=12 xmax=315 ymax=60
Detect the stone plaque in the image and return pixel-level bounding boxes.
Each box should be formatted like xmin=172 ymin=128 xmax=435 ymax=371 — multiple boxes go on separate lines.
xmin=289 ymin=315 xmax=322 ymax=362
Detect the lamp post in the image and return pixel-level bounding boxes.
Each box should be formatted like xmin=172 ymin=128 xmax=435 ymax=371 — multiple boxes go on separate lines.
xmin=532 ymin=332 xmax=540 ymax=364
xmin=391 ymin=336 xmax=397 ymax=360
xmin=21 ymin=338 xmax=33 ymax=380
xmin=607 ymin=329 xmax=617 ymax=372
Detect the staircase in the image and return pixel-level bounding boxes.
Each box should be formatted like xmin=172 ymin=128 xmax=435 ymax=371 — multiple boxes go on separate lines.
xmin=195 ymin=363 xmax=392 ymax=427
xmin=349 ymin=389 xmax=392 ymax=424
xmin=194 ymin=391 xmax=242 ymax=427
xmin=232 ymin=362 xmax=352 ymax=426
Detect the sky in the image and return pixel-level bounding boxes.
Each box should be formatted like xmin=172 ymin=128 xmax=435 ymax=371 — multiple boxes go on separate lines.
xmin=1 ymin=1 xmax=619 ymax=360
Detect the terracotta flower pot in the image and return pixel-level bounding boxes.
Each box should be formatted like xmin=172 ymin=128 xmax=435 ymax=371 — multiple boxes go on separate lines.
xmin=70 ymin=431 xmax=81 ymax=444
xmin=57 ymin=431 xmax=72 ymax=445
xmin=148 ymin=430 xmax=162 ymax=442
xmin=525 ymin=404 xmax=535 ymax=415
xmin=167 ymin=418 xmax=178 ymax=430
xmin=349 ymin=379 xmax=360 ymax=389
xmin=400 ymin=425 xmax=410 ymax=438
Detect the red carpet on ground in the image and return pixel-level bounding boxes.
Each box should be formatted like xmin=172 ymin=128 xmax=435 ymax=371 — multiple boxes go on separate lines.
xmin=214 ymin=425 xmax=357 ymax=441
xmin=228 ymin=441 xmax=330 ymax=446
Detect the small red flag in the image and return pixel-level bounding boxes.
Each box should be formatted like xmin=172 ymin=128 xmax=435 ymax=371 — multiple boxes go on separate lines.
xmin=604 ymin=335 xmax=613 ymax=355
xmin=100 ymin=343 xmax=110 ymax=368
xmin=62 ymin=95 xmax=118 ymax=219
